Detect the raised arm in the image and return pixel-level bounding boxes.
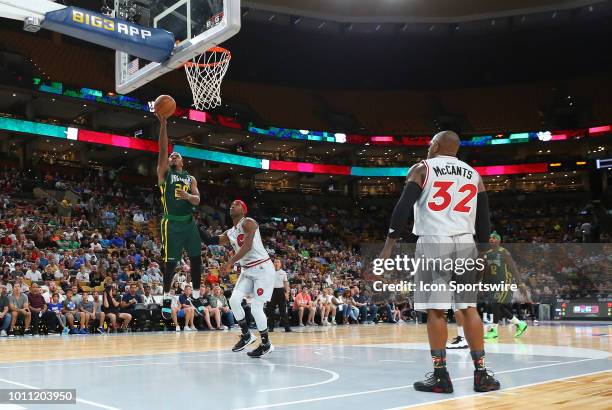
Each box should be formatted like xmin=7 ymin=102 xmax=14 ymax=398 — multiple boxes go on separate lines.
xmin=156 ymin=114 xmax=169 ymax=185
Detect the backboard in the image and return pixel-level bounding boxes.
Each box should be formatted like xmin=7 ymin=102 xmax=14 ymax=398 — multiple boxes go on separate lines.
xmin=114 ymin=0 xmax=240 ymax=95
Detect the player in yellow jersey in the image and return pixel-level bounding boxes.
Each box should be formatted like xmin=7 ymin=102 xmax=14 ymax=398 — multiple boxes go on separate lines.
xmin=483 ymin=232 xmax=527 ymax=339
xmin=156 ymin=113 xmax=203 ymax=320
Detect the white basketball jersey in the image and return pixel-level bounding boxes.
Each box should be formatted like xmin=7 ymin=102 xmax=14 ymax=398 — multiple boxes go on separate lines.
xmin=225 ymin=217 xmax=270 ymax=267
xmin=413 ymin=155 xmax=481 ymax=237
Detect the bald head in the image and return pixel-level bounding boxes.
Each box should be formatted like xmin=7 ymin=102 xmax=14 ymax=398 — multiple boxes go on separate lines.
xmin=427 ymin=130 xmax=460 ymax=159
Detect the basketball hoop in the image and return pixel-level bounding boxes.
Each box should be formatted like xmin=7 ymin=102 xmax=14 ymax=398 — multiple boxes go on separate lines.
xmin=184 ymin=46 xmax=231 ymax=110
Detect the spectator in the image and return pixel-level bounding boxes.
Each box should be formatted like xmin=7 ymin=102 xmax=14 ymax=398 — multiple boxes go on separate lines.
xmin=294 ymin=286 xmax=315 ymax=326
xmin=120 ymin=283 xmax=145 ymax=330
xmin=0 ymin=284 xmax=11 ymax=337
xmin=9 ymin=283 xmax=32 ymax=336
xmin=25 ymin=264 xmax=42 ymax=282
xmin=62 ymin=289 xmax=86 ymax=334
xmin=103 ymin=286 xmax=132 ymax=332
xmin=352 ymin=287 xmax=378 ymax=324
xmin=47 ymin=293 xmax=67 ymax=334
xmin=178 ymin=285 xmax=197 ymax=331
xmin=341 ymin=289 xmax=358 ymax=324
xmin=323 ymin=287 xmax=338 ymax=325
xmin=150 ymin=280 xmax=163 ymax=296
xmin=208 ymin=286 xmax=233 ymax=330
xmin=27 ymin=283 xmax=51 ymax=335
xmin=194 ymin=285 xmax=215 ymax=330
xmin=82 ymin=289 xmax=106 ymax=334
xmin=141 ymin=285 xmax=161 ymax=330
xmin=76 ymin=265 xmax=90 ymax=282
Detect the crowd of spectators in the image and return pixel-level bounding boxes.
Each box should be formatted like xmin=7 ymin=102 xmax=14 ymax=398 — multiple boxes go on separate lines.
xmin=0 ymin=164 xmax=610 ymax=336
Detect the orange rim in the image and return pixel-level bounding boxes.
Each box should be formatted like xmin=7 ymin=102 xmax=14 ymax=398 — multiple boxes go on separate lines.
xmin=184 ymin=46 xmax=231 ymax=68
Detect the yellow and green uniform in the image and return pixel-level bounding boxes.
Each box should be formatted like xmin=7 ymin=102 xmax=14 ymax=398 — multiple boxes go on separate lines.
xmin=483 ymin=246 xmax=514 ymax=304
xmin=159 ymin=168 xmax=201 ymax=262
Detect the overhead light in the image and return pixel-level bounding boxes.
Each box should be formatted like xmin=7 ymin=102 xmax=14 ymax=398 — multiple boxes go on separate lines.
xmin=268 ymin=14 xmax=275 ymax=22
xmin=12 ymin=93 xmax=16 ymax=97
xmin=83 ymin=104 xmax=87 ymax=107
xmin=318 ymin=22 xmax=326 ymax=29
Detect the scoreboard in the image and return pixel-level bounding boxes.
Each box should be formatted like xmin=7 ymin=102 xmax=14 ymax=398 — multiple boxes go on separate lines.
xmin=555 ymin=300 xmax=612 ymax=320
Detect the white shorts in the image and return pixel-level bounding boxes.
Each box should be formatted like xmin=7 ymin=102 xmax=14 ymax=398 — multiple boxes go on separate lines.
xmin=413 ymin=234 xmax=479 ymax=312
xmin=234 ymin=260 xmax=275 ymax=302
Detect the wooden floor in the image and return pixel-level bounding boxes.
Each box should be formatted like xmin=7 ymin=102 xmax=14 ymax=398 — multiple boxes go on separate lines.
xmin=1 ymin=322 xmax=610 ymax=409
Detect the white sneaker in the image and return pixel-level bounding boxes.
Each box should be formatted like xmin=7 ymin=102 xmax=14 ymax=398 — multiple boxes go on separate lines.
xmin=446 ymin=336 xmax=469 ymax=349
xmin=222 ymin=325 xmax=229 ymax=330
xmin=190 ymin=326 xmax=198 ymax=331
xmin=0 ymin=330 xmax=6 ymax=337
xmin=175 ymin=326 xmax=181 ymax=332
xmin=331 ymin=320 xmax=337 ymax=326
xmin=184 ymin=326 xmax=193 ymax=332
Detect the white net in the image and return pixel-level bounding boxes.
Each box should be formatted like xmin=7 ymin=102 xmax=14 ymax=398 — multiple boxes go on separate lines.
xmin=184 ymin=47 xmax=231 ymax=110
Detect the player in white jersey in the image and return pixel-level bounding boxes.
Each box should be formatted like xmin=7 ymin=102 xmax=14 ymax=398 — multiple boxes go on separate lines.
xmin=380 ymin=131 xmax=500 ymax=394
xmin=200 ymin=199 xmax=275 ymax=358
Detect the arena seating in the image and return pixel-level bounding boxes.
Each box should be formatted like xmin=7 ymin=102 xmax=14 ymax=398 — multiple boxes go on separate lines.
xmin=3 ymin=28 xmax=612 ymax=135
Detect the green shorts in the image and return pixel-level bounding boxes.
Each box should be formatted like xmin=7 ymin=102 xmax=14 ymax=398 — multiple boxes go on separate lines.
xmin=160 ymin=217 xmax=201 ymax=262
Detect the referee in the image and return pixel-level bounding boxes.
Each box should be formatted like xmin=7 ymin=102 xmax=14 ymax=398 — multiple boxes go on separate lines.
xmin=267 ymin=259 xmax=292 ymax=332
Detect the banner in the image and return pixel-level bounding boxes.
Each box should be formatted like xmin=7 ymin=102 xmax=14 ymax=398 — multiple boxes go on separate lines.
xmin=42 ymin=7 xmax=174 ymax=62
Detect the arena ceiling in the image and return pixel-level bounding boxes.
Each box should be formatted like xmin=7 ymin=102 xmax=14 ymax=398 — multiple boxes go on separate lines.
xmin=244 ymin=0 xmax=606 ymax=23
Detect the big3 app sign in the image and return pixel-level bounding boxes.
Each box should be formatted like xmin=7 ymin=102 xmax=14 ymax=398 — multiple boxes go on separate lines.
xmin=41 ymin=7 xmax=175 ymax=62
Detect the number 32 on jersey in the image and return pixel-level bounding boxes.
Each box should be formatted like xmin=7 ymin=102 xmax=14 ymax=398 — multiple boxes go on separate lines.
xmin=427 ymin=181 xmax=477 ymax=213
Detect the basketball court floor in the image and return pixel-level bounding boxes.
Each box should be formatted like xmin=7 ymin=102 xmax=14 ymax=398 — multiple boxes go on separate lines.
xmin=0 ymin=322 xmax=609 ymax=410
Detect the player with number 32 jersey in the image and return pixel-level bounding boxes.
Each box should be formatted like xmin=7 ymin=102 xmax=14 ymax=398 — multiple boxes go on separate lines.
xmin=413 ymin=155 xmax=480 ymax=237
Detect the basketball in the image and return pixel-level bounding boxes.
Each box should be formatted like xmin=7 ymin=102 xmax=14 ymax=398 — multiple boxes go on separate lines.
xmin=154 ymin=95 xmax=176 ymax=118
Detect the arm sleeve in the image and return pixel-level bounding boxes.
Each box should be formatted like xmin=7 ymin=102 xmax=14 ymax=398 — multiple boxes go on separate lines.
xmin=199 ymin=226 xmax=220 ymax=245
xmin=387 ymin=181 xmax=422 ymax=239
xmin=475 ymin=191 xmax=491 ymax=251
